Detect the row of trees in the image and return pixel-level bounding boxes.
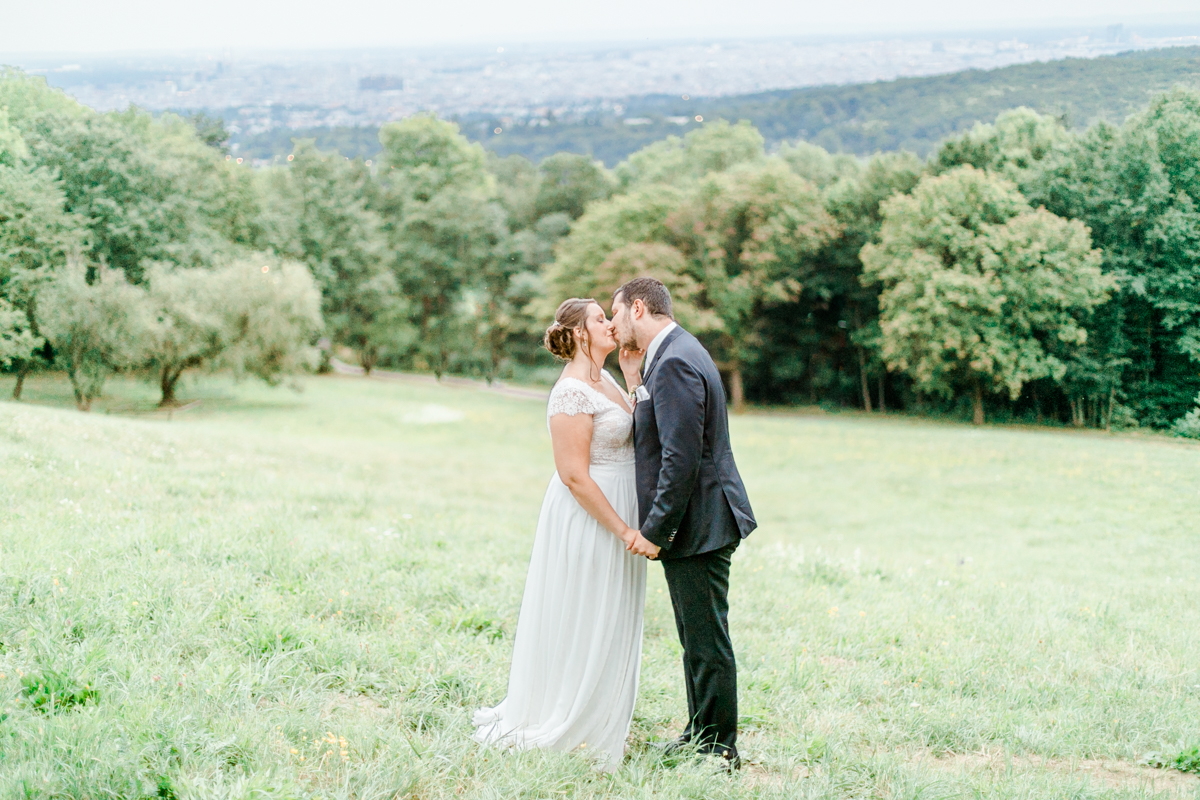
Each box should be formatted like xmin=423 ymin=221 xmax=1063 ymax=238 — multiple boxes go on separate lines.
xmin=0 ymin=71 xmax=321 ymax=409
xmin=2 ymin=66 xmax=1199 ymax=430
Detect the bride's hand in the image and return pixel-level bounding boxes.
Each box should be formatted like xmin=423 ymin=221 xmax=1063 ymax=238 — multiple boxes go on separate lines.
xmin=618 ymin=526 xmax=639 ymax=548
xmin=618 ymin=347 xmax=645 ymax=382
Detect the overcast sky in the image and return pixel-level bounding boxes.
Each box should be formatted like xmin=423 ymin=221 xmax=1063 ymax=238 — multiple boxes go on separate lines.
xmin=3 ymin=0 xmax=1200 ymax=54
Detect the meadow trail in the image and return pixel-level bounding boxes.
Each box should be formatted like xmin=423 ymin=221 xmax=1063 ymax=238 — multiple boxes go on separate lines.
xmin=1 ymin=373 xmax=1199 ymax=800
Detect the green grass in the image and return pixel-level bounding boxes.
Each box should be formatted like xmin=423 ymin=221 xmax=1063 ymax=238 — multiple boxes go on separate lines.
xmin=2 ymin=372 xmax=1199 ymax=799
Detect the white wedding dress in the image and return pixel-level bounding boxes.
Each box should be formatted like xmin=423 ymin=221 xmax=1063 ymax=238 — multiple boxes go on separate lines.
xmin=473 ymin=371 xmax=647 ymax=770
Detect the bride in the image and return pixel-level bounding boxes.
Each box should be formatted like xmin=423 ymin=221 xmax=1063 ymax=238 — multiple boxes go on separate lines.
xmin=472 ymin=297 xmax=647 ymax=769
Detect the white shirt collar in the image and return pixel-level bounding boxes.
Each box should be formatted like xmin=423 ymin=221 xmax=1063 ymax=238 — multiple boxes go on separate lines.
xmin=643 ymin=322 xmax=678 ymax=375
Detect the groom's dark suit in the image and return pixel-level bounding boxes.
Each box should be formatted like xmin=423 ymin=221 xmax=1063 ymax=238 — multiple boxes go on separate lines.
xmin=633 ymin=324 xmax=756 ymax=761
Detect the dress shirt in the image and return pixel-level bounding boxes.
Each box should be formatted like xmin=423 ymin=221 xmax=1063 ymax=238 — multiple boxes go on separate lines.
xmin=642 ymin=322 xmax=678 ymax=377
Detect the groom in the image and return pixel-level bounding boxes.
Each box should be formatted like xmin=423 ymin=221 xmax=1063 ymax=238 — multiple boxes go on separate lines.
xmin=610 ymin=277 xmax=757 ymax=769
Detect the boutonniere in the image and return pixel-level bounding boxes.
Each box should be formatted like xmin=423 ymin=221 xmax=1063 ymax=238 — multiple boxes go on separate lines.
xmin=634 ymin=385 xmax=651 ymax=402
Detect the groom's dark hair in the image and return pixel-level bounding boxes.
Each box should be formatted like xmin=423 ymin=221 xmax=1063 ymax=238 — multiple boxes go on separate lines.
xmin=614 ymin=277 xmax=673 ymax=319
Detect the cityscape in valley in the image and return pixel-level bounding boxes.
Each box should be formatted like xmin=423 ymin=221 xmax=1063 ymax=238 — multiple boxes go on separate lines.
xmin=7 ymin=23 xmax=1200 ymax=141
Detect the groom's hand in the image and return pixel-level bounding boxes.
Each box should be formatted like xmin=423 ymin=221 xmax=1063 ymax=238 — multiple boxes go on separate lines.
xmin=628 ymin=531 xmax=661 ymax=559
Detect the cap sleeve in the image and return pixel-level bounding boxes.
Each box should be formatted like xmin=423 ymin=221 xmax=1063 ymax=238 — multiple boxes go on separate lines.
xmin=547 ymin=380 xmax=597 ymax=418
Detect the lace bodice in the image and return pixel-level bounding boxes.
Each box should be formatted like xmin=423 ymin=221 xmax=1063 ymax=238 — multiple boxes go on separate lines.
xmin=547 ymin=373 xmax=635 ymax=466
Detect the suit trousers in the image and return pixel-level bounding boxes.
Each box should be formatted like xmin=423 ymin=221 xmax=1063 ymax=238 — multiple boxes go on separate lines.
xmin=661 ymin=541 xmax=738 ymax=757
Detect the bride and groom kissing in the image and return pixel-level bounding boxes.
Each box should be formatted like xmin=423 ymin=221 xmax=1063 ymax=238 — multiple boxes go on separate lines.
xmin=473 ymin=277 xmax=757 ymax=771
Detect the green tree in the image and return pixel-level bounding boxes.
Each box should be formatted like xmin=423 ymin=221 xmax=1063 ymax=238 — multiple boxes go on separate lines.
xmin=615 ymin=119 xmax=765 ymax=190
xmin=545 ymin=184 xmax=685 ymax=309
xmin=670 ymin=159 xmax=839 ymax=410
xmin=1030 ymin=88 xmax=1200 ymax=426
xmin=778 ymin=140 xmax=862 ymax=189
xmin=934 ymin=107 xmax=1070 ymax=188
xmin=37 ymin=261 xmax=147 ymax=411
xmin=477 ymin=213 xmax=571 ymax=379
xmin=205 ymin=258 xmax=323 ymax=391
xmin=18 ymin=106 xmax=258 ymax=283
xmin=489 ymin=153 xmax=540 ymax=231
xmin=533 ymin=152 xmax=614 ymax=220
xmin=257 ymin=140 xmax=408 ymax=373
xmin=862 ymin=166 xmax=1112 ymax=424
xmin=794 ymin=150 xmax=923 ymax=411
xmin=375 ymin=115 xmax=503 ymax=376
xmin=0 ymin=111 xmax=86 ymax=398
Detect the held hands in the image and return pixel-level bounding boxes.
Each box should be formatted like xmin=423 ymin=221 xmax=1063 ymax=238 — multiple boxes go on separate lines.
xmin=618 ymin=526 xmax=639 ymax=549
xmin=626 ymin=530 xmax=661 ymax=559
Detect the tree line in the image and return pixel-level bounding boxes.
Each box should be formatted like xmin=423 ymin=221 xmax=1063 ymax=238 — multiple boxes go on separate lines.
xmin=1 ymin=68 xmax=1199 ymax=433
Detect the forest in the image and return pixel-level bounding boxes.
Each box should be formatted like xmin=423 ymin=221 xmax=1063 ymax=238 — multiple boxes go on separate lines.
xmin=2 ymin=65 xmax=1200 ymax=432
xmin=232 ymin=45 xmax=1200 ymax=165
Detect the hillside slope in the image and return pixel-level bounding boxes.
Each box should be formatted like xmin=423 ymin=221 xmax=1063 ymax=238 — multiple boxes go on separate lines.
xmin=232 ymin=45 xmax=1200 ymax=164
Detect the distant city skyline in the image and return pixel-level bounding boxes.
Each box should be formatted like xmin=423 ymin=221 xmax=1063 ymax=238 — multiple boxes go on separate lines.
xmin=2 ymin=0 xmax=1200 ymax=54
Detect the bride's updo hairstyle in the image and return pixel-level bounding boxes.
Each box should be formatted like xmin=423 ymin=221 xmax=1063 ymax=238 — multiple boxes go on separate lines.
xmin=544 ymin=298 xmax=596 ymax=362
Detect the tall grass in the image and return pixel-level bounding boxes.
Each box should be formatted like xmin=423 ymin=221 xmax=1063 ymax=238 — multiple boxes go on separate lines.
xmin=1 ymin=373 xmax=1198 ymax=799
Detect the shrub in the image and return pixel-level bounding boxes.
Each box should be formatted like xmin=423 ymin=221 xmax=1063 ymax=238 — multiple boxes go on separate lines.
xmin=1171 ymin=393 xmax=1200 ymax=439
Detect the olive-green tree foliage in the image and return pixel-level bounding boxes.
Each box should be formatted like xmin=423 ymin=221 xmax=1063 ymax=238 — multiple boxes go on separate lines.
xmin=778 ymin=140 xmax=863 ymax=189
xmin=615 ymin=119 xmax=765 ymax=189
xmin=545 ymin=184 xmax=686 ymax=312
xmin=376 ymin=115 xmax=504 ymax=376
xmin=478 ymin=212 xmax=571 ymax=377
xmin=139 ymin=258 xmax=322 ymax=407
xmin=934 ymin=107 xmax=1070 ymax=187
xmin=3 ymin=75 xmax=259 ymax=283
xmin=669 ymin=159 xmax=840 ymax=410
xmin=489 ymin=153 xmax=541 ymax=231
xmin=0 ymin=110 xmax=86 ymax=397
xmin=1029 ymin=87 xmax=1200 ymax=427
xmin=533 ymin=153 xmax=615 ymax=220
xmin=862 ymin=166 xmax=1112 ymax=424
xmin=37 ymin=261 xmax=148 ymax=411
xmin=257 ymin=140 xmax=410 ymax=373
xmin=755 ymin=148 xmax=925 ymax=410
xmin=203 ymin=258 xmax=322 ymax=388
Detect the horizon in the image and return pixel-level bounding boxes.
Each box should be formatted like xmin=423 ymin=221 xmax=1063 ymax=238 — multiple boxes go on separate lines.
xmin=3 ymin=2 xmax=1200 ymax=56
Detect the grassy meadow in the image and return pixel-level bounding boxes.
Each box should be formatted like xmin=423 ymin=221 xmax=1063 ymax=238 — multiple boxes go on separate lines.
xmin=1 ymin=372 xmax=1199 ymax=799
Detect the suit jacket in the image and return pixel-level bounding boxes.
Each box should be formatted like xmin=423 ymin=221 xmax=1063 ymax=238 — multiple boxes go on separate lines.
xmin=634 ymin=326 xmax=756 ymax=560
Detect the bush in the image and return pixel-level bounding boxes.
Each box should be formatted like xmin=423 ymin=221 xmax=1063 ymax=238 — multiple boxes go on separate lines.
xmin=1170 ymin=393 xmax=1200 ymax=439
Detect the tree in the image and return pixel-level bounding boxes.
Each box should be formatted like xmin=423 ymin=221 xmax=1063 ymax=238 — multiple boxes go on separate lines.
xmin=615 ymin=119 xmax=765 ymax=190
xmin=375 ymin=115 xmax=503 ymax=376
xmin=670 ymin=159 xmax=839 ymax=410
xmin=545 ymin=184 xmax=685 ymax=311
xmin=934 ymin=107 xmax=1069 ymax=188
xmin=489 ymin=153 xmax=540 ymax=231
xmin=139 ymin=258 xmax=322 ymax=407
xmin=18 ymin=105 xmax=258 ymax=283
xmin=1029 ymin=88 xmax=1200 ymax=426
xmin=474 ymin=213 xmax=570 ymax=380
xmin=207 ymin=258 xmax=324 ymax=389
xmin=257 ymin=140 xmax=408 ymax=374
xmin=0 ymin=111 xmax=86 ymax=398
xmin=778 ymin=140 xmax=862 ymax=189
xmin=862 ymin=166 xmax=1112 ymax=424
xmin=533 ymin=153 xmax=614 ymax=220
xmin=794 ymin=149 xmax=923 ymax=411
xmin=37 ymin=261 xmax=147 ymax=411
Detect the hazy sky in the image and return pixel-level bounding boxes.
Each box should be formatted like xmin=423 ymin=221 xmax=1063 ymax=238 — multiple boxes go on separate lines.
xmin=3 ymin=0 xmax=1200 ymax=53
